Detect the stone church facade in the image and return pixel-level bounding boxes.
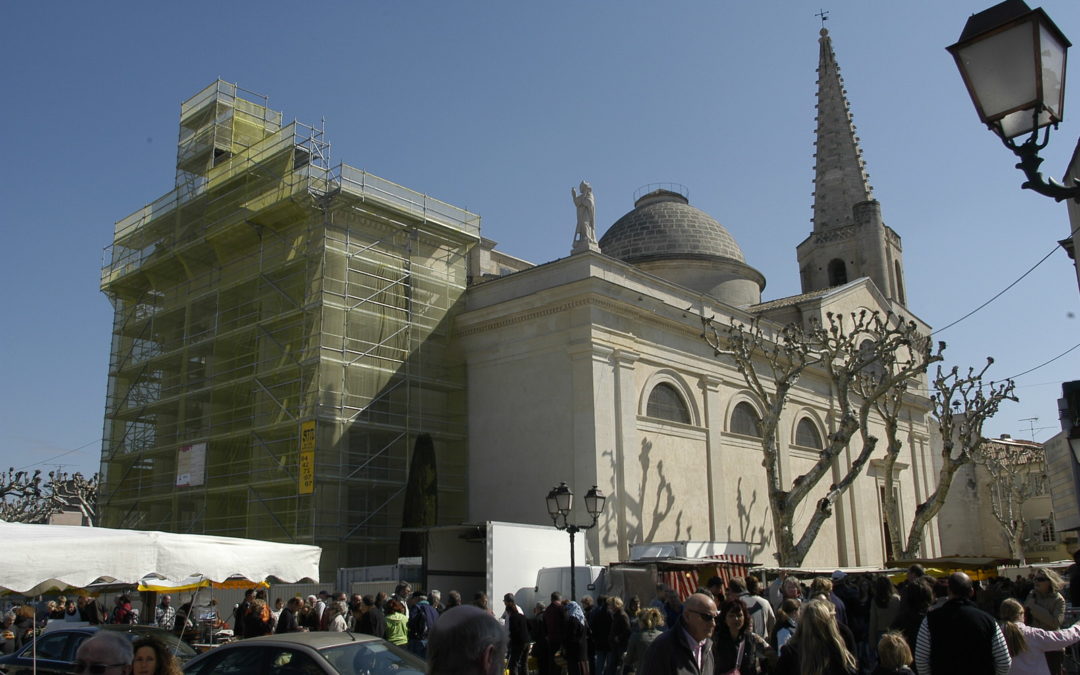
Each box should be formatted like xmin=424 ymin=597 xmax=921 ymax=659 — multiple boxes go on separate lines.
xmin=458 ymin=28 xmax=940 ymax=568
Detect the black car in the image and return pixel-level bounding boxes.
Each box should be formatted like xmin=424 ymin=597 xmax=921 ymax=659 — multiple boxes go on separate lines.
xmin=0 ymin=624 xmax=197 ymax=675
xmin=181 ymin=632 xmax=425 ymax=675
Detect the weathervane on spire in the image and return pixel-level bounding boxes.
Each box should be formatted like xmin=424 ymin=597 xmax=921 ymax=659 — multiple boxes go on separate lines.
xmin=815 ymin=9 xmax=829 ymax=28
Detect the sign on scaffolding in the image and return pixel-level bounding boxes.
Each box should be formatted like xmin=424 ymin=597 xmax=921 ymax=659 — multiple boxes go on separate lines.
xmin=176 ymin=442 xmax=207 ymax=487
xmin=299 ymin=420 xmax=316 ymax=494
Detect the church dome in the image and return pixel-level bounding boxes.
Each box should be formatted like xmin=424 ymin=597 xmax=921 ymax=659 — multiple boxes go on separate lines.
xmin=599 ymin=187 xmax=746 ymax=264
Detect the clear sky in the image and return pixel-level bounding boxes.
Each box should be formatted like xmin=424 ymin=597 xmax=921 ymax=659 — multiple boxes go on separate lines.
xmin=1 ymin=1 xmax=1078 ymax=478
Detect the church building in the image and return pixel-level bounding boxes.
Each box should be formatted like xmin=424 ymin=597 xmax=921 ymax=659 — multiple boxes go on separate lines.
xmin=460 ymin=27 xmax=937 ymax=568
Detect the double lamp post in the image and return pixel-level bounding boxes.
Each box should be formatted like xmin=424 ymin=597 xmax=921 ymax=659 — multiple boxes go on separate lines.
xmin=546 ymin=482 xmax=606 ymax=602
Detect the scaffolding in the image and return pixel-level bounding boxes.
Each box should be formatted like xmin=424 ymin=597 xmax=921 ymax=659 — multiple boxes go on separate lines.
xmin=100 ymin=80 xmax=480 ymax=573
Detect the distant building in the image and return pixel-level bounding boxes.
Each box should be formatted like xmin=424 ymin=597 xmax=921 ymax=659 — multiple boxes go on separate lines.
xmin=938 ymin=435 xmax=1074 ymax=563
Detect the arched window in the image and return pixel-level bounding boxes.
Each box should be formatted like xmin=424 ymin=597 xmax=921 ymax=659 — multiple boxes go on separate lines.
xmin=646 ymin=383 xmax=691 ymax=424
xmin=731 ymin=402 xmax=763 ymax=438
xmin=828 ymin=259 xmax=848 ymax=286
xmin=894 ymin=261 xmax=906 ymax=305
xmin=795 ymin=418 xmax=824 ymax=449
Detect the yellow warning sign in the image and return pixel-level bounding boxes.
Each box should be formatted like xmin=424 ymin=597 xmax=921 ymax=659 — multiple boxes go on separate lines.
xmin=299 ymin=420 xmax=316 ymax=494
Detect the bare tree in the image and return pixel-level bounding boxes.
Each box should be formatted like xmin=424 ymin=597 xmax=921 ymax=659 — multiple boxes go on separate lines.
xmin=0 ymin=468 xmax=99 ymax=524
xmin=975 ymin=439 xmax=1045 ymax=564
xmin=873 ymin=361 xmax=1016 ymax=560
xmin=702 ymin=310 xmax=942 ymax=566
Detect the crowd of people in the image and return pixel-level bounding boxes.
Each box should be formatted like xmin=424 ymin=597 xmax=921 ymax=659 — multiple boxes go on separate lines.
xmin=8 ymin=564 xmax=1080 ymax=675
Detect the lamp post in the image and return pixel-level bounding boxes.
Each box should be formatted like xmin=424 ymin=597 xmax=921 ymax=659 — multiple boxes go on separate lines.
xmin=947 ymin=0 xmax=1077 ymax=201
xmin=545 ymin=482 xmax=606 ymax=602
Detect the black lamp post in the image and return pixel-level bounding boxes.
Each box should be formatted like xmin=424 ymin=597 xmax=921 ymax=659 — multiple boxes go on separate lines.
xmin=545 ymin=482 xmax=606 ymax=602
xmin=947 ymin=0 xmax=1078 ymax=201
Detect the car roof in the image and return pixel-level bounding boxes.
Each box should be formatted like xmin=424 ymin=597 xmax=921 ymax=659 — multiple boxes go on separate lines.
xmin=234 ymin=632 xmax=386 ymax=649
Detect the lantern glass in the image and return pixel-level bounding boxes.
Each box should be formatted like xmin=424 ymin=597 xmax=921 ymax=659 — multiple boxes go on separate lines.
xmin=584 ymin=485 xmax=606 ymax=519
xmin=546 ymin=487 xmax=559 ymax=519
xmin=948 ymin=1 xmax=1071 ymax=139
xmin=554 ymin=482 xmax=573 ymax=515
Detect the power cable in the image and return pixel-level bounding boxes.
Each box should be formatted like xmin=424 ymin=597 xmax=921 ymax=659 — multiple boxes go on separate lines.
xmin=13 ymin=438 xmax=101 ymax=473
xmin=932 ymin=223 xmax=1079 ymax=337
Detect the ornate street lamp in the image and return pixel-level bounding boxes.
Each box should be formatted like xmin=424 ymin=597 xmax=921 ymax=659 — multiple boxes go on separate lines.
xmin=545 ymin=482 xmax=606 ymax=601
xmin=947 ymin=0 xmax=1079 ymax=201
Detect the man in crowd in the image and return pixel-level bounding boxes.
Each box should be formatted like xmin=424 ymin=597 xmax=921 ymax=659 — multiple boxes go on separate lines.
xmin=155 ymin=595 xmax=175 ymax=631
xmin=356 ymin=594 xmax=386 ymax=638
xmin=640 ymin=592 xmax=717 ymax=674
xmin=540 ymin=592 xmax=565 ymax=675
xmin=74 ymin=631 xmax=133 ymax=675
xmin=406 ymin=591 xmax=439 ymax=658
xmin=276 ymin=597 xmax=305 ymax=634
xmin=502 ymin=594 xmax=530 ymax=675
xmin=233 ymin=589 xmax=254 ymax=638
xmin=427 ymin=605 xmax=507 ymax=675
xmin=914 ymin=572 xmax=1011 ymax=675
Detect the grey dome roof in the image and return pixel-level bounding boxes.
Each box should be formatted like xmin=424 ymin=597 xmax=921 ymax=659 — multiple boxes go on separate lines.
xmin=598 ymin=189 xmax=746 ymax=264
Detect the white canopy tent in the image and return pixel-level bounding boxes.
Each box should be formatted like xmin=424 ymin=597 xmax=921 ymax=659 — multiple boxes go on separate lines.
xmin=2 ymin=521 xmax=321 ymax=594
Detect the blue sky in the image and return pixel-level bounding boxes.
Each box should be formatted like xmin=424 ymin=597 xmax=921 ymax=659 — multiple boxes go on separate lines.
xmin=1 ymin=1 xmax=1078 ymax=478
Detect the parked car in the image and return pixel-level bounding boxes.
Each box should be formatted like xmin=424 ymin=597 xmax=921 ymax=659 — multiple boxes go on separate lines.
xmin=0 ymin=623 xmax=197 ymax=674
xmin=181 ymin=632 xmax=425 ymax=675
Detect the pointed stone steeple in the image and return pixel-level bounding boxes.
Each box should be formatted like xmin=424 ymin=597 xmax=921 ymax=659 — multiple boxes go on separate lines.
xmin=797 ymin=27 xmax=908 ymax=307
xmin=812 ymin=27 xmax=872 ymax=232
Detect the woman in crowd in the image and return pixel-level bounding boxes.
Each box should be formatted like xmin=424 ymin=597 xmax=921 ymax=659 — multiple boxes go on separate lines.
xmin=771 ymin=598 xmax=801 ymax=654
xmin=562 ymin=601 xmax=590 ymax=675
xmin=889 ymin=578 xmax=932 ymax=656
xmin=871 ymin=632 xmax=914 ymax=675
xmin=1024 ymin=570 xmax=1067 ymax=675
xmin=13 ymin=606 xmax=35 ymax=649
xmin=384 ymin=598 xmax=408 ymax=647
xmin=243 ymin=598 xmax=275 ymax=638
xmin=622 ymin=607 xmax=663 ymax=674
xmin=63 ymin=599 xmax=81 ymax=622
xmin=607 ymin=596 xmax=632 ymax=675
xmin=714 ymin=599 xmax=767 ymax=675
xmin=1000 ymin=597 xmax=1080 ymax=675
xmin=867 ymin=576 xmax=901 ymax=670
xmin=132 ymin=636 xmax=183 ymax=675
xmin=774 ymin=598 xmax=858 ymax=675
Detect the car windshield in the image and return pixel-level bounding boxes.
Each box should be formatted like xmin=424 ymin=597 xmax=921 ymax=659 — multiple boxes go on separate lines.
xmin=101 ymin=627 xmax=198 ymax=660
xmin=318 ymin=640 xmax=425 ymax=675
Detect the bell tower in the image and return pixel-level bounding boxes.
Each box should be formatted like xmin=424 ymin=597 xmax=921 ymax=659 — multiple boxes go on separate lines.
xmin=797 ymin=27 xmax=907 ymax=306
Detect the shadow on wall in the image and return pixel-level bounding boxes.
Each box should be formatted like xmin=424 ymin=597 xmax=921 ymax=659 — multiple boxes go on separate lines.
xmin=728 ymin=476 xmax=771 ymax=562
xmin=601 ymin=437 xmax=685 ymax=553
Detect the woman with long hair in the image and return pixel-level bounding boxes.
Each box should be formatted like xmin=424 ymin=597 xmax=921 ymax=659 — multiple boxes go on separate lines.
xmin=774 ymin=598 xmax=858 ymax=675
xmin=1025 ymin=570 xmax=1068 ymax=675
xmin=713 ymin=599 xmax=766 ymax=674
xmin=242 ymin=598 xmax=275 ymax=638
xmin=999 ymin=597 xmax=1080 ymax=675
xmin=889 ymin=577 xmax=932 ymax=657
xmin=607 ymin=596 xmax=632 ymax=675
xmin=622 ymin=607 xmax=664 ymax=674
xmin=131 ymin=636 xmax=183 ymax=675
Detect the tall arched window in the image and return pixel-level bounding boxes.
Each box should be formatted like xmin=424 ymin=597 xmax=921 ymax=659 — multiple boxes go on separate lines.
xmin=646 ymin=383 xmax=691 ymax=424
xmin=795 ymin=418 xmax=824 ymax=449
xmin=731 ymin=402 xmax=763 ymax=438
xmin=828 ymin=258 xmax=848 ymax=286
xmin=894 ymin=261 xmax=906 ymax=305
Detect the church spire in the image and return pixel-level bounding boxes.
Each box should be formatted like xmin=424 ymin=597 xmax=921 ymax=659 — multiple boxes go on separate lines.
xmin=811 ymin=27 xmax=873 ymax=232
xmin=797 ymin=26 xmax=908 ymax=307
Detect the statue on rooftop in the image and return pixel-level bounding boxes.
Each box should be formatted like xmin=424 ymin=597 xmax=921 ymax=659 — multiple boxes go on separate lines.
xmin=571 ymin=180 xmax=599 ymax=254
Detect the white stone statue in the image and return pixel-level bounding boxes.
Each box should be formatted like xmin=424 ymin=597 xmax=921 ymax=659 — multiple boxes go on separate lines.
xmin=571 ymin=180 xmax=599 ymax=253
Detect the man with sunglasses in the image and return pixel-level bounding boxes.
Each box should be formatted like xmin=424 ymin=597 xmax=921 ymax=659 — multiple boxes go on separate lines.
xmin=639 ymin=592 xmax=717 ymax=675
xmin=73 ymin=631 xmax=132 ymax=675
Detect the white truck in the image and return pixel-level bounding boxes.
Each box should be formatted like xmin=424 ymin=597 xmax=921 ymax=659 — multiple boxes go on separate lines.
xmin=417 ymin=521 xmax=603 ymax=608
